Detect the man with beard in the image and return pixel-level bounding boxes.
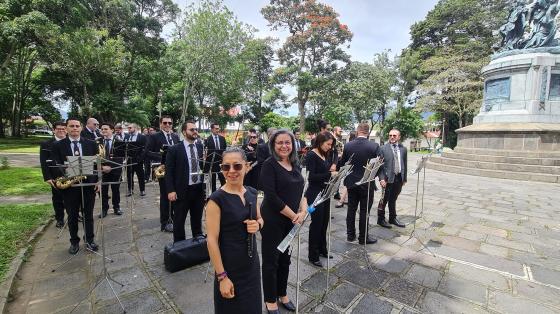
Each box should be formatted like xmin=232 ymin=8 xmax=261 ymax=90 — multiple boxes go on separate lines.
xmin=166 ymin=121 xmax=205 ymax=242
xmin=124 ymin=123 xmax=148 ymax=197
xmin=204 ymin=123 xmax=227 ymax=192
xmin=146 ymin=115 xmax=180 ymax=232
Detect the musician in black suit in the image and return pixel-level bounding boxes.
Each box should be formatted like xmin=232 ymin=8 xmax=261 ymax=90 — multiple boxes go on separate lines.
xmin=99 ymin=122 xmax=123 ymax=217
xmin=242 ymin=129 xmax=259 ymax=189
xmin=146 ymin=115 xmax=180 ymax=232
xmin=39 ymin=121 xmax=67 ymax=228
xmin=80 ymin=117 xmax=101 ymax=140
xmin=337 ymin=123 xmax=380 ymax=245
xmin=204 ymin=122 xmax=227 ymax=192
xmin=51 ymin=118 xmax=102 ymax=254
xmin=166 ymin=121 xmax=205 ymax=243
xmin=377 ymin=129 xmax=407 ymax=228
xmin=123 ymin=123 xmax=148 ymax=196
xmin=255 ymin=127 xmax=275 ymax=190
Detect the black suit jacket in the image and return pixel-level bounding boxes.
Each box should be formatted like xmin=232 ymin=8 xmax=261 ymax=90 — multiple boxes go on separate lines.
xmin=165 ymin=141 xmax=204 ymax=200
xmin=337 ymin=137 xmax=380 ymax=188
xmin=51 ymin=137 xmax=99 ymax=183
xmin=256 ymin=142 xmax=270 ymax=165
xmin=146 ymin=132 xmax=180 ymax=165
xmin=204 ymin=134 xmax=226 ymax=172
xmin=101 ymin=137 xmax=124 ymax=173
xmin=81 ymin=128 xmax=101 ymax=140
xmin=40 ymin=137 xmax=63 ymax=181
xmin=123 ymin=132 xmax=148 ymax=162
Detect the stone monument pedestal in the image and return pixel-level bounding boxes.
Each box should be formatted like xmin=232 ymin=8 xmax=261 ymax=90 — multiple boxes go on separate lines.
xmin=428 ymin=52 xmax=560 ymax=183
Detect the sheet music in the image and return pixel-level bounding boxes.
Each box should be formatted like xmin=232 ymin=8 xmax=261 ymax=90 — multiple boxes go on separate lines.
xmin=66 ymin=156 xmax=96 ymax=176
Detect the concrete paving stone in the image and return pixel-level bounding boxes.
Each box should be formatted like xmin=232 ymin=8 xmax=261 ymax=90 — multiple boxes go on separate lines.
xmin=513 ymin=279 xmax=560 ymax=308
xmin=458 ymin=230 xmax=487 ymax=242
xmin=427 ymin=243 xmax=524 ymax=276
xmin=159 ymin=265 xmax=214 ymax=314
xmin=438 ymin=275 xmax=487 ymax=305
xmin=469 ymin=212 xmax=508 ymax=223
xmin=372 ymin=255 xmax=410 ymax=274
xmin=53 ymin=301 xmax=92 ymax=314
xmin=419 ymin=291 xmax=489 ymax=314
xmin=381 ymin=277 xmax=423 ymax=307
xmin=97 ymin=289 xmax=168 ymax=314
xmin=484 ymin=221 xmax=534 ymax=235
xmin=439 ymin=236 xmax=480 ymax=252
xmin=529 ymin=264 xmax=560 ymax=287
xmin=91 ymin=252 xmax=138 ymax=274
xmin=366 ymin=239 xmax=403 ymax=256
xmin=337 ymin=263 xmax=389 ymax=291
xmin=464 ymin=224 xmax=508 ymax=238
xmin=333 ymin=260 xmax=363 ymax=277
xmin=447 ymin=262 xmax=510 ymax=291
xmin=465 ymin=206 xmax=491 ymax=215
xmin=94 ymin=266 xmax=150 ymax=301
xmin=288 ymin=259 xmax=322 ymax=285
xmin=368 ymin=227 xmax=399 ymax=240
xmin=490 ymin=290 xmax=558 ymax=314
xmin=324 ymin=281 xmax=361 ymax=310
xmin=403 ymin=264 xmax=443 ymax=289
xmin=479 ymin=243 xmax=509 ymax=258
xmin=517 ymin=210 xmax=550 ymax=219
xmin=301 ymin=271 xmax=339 ymax=296
xmin=350 ymin=293 xmax=393 ymax=314
xmin=485 ymin=235 xmax=534 ymax=253
xmin=27 ymin=284 xmax=91 ymax=314
xmin=31 ymin=270 xmax=89 ymax=298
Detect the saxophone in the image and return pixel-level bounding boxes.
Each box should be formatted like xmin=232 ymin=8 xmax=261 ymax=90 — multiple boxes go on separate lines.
xmin=154 ymin=164 xmax=165 ymax=179
xmin=97 ymin=138 xmax=106 ymax=159
xmin=54 ymin=176 xmax=87 ymax=189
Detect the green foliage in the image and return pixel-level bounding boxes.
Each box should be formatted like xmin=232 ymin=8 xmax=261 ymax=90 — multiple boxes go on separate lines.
xmin=258 ymin=112 xmax=294 ymax=132
xmin=0 ymin=136 xmax=43 ymax=153
xmin=381 ymin=107 xmax=424 ymax=142
xmin=0 ymin=167 xmax=50 ymax=196
xmin=0 ymin=203 xmax=52 ymax=282
xmin=0 ymin=157 xmax=8 ymax=170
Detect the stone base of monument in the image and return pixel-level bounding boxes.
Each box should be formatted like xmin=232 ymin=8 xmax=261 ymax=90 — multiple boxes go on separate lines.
xmin=428 ymin=123 xmax=560 ymax=183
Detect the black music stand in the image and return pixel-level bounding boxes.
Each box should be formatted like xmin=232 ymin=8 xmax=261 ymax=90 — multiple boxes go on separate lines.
xmin=113 ymin=141 xmax=142 ymax=211
xmin=402 ymin=154 xmax=435 ymax=256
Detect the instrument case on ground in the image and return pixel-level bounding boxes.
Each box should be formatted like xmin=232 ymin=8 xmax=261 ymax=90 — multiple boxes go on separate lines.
xmin=164 ymin=235 xmax=209 ymax=273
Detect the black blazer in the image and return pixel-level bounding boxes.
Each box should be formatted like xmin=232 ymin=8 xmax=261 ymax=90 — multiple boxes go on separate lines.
xmin=165 ymin=141 xmax=204 ymax=200
xmin=123 ymin=132 xmax=148 ymax=162
xmin=146 ymin=132 xmax=180 ymax=164
xmin=40 ymin=137 xmax=63 ymax=181
xmin=256 ymin=142 xmax=270 ymax=165
xmin=337 ymin=137 xmax=380 ymax=188
xmin=81 ymin=128 xmax=101 ymax=140
xmin=204 ymin=134 xmax=226 ymax=172
xmin=51 ymin=137 xmax=99 ymax=183
xmin=101 ymin=137 xmax=124 ymax=170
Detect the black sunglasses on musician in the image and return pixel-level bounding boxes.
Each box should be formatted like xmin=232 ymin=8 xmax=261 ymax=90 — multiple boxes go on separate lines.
xmin=220 ymin=163 xmax=244 ymax=171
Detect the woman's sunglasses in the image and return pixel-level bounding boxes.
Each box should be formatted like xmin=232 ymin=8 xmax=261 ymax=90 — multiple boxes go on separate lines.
xmin=220 ymin=163 xmax=244 ymax=172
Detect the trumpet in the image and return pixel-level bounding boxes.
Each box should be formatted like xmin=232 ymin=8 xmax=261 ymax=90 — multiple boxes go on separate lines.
xmin=54 ymin=176 xmax=87 ymax=189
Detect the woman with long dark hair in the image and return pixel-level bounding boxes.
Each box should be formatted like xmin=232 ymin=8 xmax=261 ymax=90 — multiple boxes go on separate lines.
xmin=259 ymin=129 xmax=307 ymax=313
xmin=206 ymin=147 xmax=263 ymax=313
xmin=306 ymin=132 xmax=337 ymax=266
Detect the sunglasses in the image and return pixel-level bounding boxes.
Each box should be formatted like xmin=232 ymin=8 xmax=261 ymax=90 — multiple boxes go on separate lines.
xmin=162 ymin=121 xmax=172 ymax=125
xmin=389 ymin=134 xmax=398 ymax=137
xmin=188 ymin=128 xmax=198 ymax=132
xmin=250 ymin=136 xmax=257 ymax=139
xmin=220 ymin=163 xmax=244 ymax=171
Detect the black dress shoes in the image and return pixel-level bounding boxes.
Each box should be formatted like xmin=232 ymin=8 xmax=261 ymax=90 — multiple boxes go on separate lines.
xmin=335 ymin=203 xmax=344 ymax=208
xmin=140 ymin=191 xmax=146 ymax=197
xmin=99 ymin=211 xmax=108 ymax=218
xmin=114 ymin=208 xmax=123 ymax=215
xmin=68 ymin=243 xmax=79 ymax=255
xmin=310 ymin=260 xmax=323 ymax=267
xmin=319 ymin=253 xmax=333 ymax=259
xmin=347 ymin=235 xmax=356 ymax=242
xmin=359 ymin=237 xmax=378 ymax=245
xmin=86 ymin=242 xmax=99 ymax=251
xmin=55 ymin=221 xmax=64 ymax=229
xmin=389 ymin=218 xmax=405 ymax=228
xmin=279 ymin=300 xmax=296 ymax=312
xmin=378 ymin=219 xmax=392 ymax=229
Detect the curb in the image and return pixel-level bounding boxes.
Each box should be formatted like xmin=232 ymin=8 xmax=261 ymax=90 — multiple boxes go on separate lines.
xmin=0 ymin=217 xmax=53 ymax=314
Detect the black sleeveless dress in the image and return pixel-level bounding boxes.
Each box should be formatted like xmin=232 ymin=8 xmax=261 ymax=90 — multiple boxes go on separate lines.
xmin=208 ymin=186 xmax=262 ymax=314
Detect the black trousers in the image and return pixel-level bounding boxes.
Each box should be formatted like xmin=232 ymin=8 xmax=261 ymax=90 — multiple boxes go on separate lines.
xmin=172 ymin=183 xmax=204 ymax=242
xmin=261 ymin=219 xmax=292 ymax=303
xmin=308 ymin=200 xmax=330 ymax=261
xmin=126 ymin=161 xmax=145 ymax=192
xmin=159 ymin=178 xmax=173 ymax=226
xmin=51 ymin=186 xmax=65 ymax=222
xmin=210 ymin=172 xmax=225 ymax=192
xmin=378 ymin=174 xmax=403 ymax=221
xmin=346 ymin=184 xmax=374 ymax=240
xmin=62 ymin=186 xmax=95 ymax=245
xmin=101 ymin=171 xmax=121 ymax=212
xmin=144 ymin=159 xmax=152 ymax=181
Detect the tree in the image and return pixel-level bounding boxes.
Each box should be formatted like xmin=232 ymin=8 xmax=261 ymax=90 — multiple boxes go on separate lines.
xmin=262 ymin=0 xmax=353 ymax=132
xmin=381 ymin=107 xmax=424 ymax=142
xmin=258 ymin=111 xmax=292 ymax=132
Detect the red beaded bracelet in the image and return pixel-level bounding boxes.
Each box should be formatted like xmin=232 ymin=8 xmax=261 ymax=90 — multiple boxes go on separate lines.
xmin=216 ymin=271 xmax=228 ymax=282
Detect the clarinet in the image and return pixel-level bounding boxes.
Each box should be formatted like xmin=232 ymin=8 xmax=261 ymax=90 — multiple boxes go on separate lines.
xmin=247 ymin=201 xmax=254 ymax=258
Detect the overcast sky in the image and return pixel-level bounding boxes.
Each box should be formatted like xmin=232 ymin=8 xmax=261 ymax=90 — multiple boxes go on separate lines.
xmin=169 ymin=0 xmax=440 ymax=115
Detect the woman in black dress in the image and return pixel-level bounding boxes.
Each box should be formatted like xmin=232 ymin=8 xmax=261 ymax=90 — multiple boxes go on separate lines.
xmin=206 ymin=147 xmax=264 ymax=314
xmin=260 ymin=129 xmax=307 ymax=313
xmin=306 ymin=132 xmax=337 ymax=267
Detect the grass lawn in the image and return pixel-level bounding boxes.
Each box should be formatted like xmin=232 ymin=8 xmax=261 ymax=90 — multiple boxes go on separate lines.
xmin=0 ymin=167 xmax=50 ymax=196
xmin=0 ymin=136 xmax=49 ymax=153
xmin=0 ymin=203 xmax=51 ymax=282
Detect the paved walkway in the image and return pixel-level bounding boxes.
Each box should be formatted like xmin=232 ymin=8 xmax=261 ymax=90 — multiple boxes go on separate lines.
xmin=0 ymin=153 xmax=40 ymax=167
xmin=5 ymin=155 xmax=560 ymax=313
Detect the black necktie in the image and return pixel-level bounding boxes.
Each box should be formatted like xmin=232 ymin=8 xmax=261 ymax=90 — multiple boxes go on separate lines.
xmin=72 ymin=140 xmax=80 ymax=156
xmin=214 ymin=136 xmax=220 ymax=150
xmin=104 ymin=139 xmax=111 ymax=153
xmin=167 ymin=134 xmax=173 ymax=145
xmin=189 ymin=144 xmax=199 ymax=183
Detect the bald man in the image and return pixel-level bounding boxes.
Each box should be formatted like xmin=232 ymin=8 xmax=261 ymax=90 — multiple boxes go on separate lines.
xmin=81 ymin=117 xmax=101 ymax=140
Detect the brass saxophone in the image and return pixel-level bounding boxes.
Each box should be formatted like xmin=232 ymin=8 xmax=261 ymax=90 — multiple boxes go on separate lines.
xmin=154 ymin=164 xmax=165 ymax=179
xmin=97 ymin=138 xmax=106 ymax=159
xmin=54 ymin=176 xmax=87 ymax=189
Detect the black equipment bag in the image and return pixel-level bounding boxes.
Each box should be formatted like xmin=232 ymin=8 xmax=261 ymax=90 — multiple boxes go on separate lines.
xmin=164 ymin=235 xmax=209 ymax=273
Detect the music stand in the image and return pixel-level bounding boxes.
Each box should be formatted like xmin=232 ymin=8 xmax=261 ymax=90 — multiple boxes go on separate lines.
xmin=402 ymin=154 xmax=434 ymax=256
xmin=113 ymin=141 xmax=142 ymax=212
xmin=70 ymin=154 xmax=126 ymax=313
